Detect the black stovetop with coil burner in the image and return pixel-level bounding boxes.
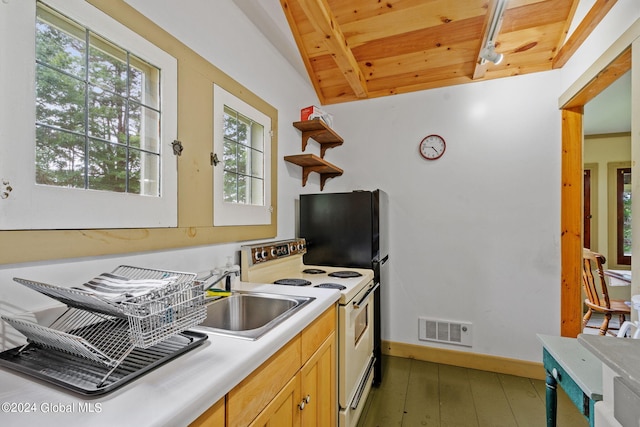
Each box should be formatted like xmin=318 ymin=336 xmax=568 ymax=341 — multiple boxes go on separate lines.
xmin=315 ymin=283 xmax=347 ymax=290
xmin=302 ymin=268 xmax=326 ymax=274
xmin=241 ymin=239 xmax=374 ymax=306
xmin=273 ymin=267 xmax=365 ymax=294
xmin=273 ymin=277 xmax=348 ymax=291
xmin=328 ymin=270 xmax=363 ymax=278
xmin=273 ymin=278 xmax=312 ymax=287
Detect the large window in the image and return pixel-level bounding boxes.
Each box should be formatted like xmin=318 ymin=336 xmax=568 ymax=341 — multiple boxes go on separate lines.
xmin=617 ymin=167 xmax=631 ymax=265
xmin=36 ymin=4 xmax=161 ymax=195
xmin=0 ymin=0 xmax=177 ymax=229
xmin=213 ymin=84 xmax=271 ymax=226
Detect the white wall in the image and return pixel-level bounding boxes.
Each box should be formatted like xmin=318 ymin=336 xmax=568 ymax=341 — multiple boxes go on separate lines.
xmin=0 ymin=0 xmax=318 ymax=343
xmin=303 ymin=0 xmax=640 ymax=364
xmin=310 ymin=71 xmax=562 ymax=362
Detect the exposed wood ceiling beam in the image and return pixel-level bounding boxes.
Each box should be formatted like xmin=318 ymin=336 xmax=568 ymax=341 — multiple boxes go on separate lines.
xmin=553 ymin=0 xmax=618 ymax=69
xmin=278 ymin=0 xmax=584 ymax=104
xmin=296 ymin=0 xmax=368 ymax=98
xmin=553 ymin=0 xmax=580 ymax=62
xmin=472 ymin=0 xmax=506 ymax=80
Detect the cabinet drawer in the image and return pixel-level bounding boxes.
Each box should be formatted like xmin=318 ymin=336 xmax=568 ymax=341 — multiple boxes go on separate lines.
xmin=543 ymin=348 xmax=589 ymax=415
xmin=189 ymin=397 xmax=225 ymax=427
xmin=228 ymin=335 xmax=301 ymax=427
xmin=249 ymin=373 xmax=301 ymax=427
xmin=301 ymin=305 xmax=336 ymax=362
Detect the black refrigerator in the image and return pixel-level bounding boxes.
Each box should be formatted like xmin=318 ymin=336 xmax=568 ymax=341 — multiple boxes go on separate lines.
xmin=299 ymin=189 xmax=388 ymax=386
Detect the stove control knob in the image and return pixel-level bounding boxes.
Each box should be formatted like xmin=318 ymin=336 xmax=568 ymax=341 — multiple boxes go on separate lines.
xmin=271 ymin=248 xmax=277 ymax=257
xmin=297 ymin=243 xmax=304 ymax=251
xmin=254 ymin=250 xmax=262 ymax=261
xmin=261 ymin=250 xmax=268 ymax=259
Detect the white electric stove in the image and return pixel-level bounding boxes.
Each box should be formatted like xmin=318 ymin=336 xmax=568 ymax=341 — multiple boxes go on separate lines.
xmin=240 ymin=239 xmax=376 ymax=427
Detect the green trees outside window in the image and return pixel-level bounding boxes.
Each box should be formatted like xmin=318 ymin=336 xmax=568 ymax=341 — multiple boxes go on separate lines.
xmin=222 ymin=105 xmax=264 ymax=205
xmin=35 ymin=4 xmax=161 ymax=195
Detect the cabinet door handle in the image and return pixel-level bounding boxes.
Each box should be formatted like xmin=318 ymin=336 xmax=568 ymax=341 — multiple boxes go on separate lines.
xmin=298 ymin=395 xmax=311 ymax=410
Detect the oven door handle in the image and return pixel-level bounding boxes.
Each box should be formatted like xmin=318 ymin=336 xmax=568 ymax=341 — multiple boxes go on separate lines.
xmin=350 ymin=356 xmax=376 ymax=410
xmin=353 ymin=282 xmax=379 ymax=309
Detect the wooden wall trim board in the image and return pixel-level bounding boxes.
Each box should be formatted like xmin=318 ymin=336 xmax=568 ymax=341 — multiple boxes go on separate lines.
xmin=585 ymin=131 xmax=632 ymax=140
xmin=1 ymin=0 xmax=278 ymax=265
xmin=560 ymin=107 xmax=584 ymax=338
xmin=562 ymin=48 xmax=631 ymax=110
xmin=583 ymin=163 xmax=599 ymax=251
xmin=382 ymin=340 xmax=545 ymax=381
xmin=553 ymin=0 xmax=618 ymax=69
xmin=559 ymin=18 xmax=640 ymax=108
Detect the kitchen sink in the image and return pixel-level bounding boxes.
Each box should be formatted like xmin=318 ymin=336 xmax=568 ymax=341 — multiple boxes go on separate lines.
xmin=197 ymin=291 xmax=315 ymax=340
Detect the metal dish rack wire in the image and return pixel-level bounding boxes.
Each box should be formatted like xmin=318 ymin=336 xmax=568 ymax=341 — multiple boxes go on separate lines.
xmin=1 ymin=265 xmax=205 ymax=387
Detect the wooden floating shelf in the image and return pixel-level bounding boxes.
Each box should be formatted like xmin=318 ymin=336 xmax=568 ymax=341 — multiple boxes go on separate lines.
xmin=292 ymin=120 xmax=343 ymax=158
xmin=284 ymin=154 xmax=343 ymax=191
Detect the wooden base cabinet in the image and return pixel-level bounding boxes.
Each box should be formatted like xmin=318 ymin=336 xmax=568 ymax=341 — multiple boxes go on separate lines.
xmin=192 ymin=305 xmax=336 ymax=427
xmin=251 ymin=374 xmax=301 ymax=427
xmin=300 ymin=332 xmax=336 ymax=427
xmin=250 ymin=332 xmax=336 ymax=427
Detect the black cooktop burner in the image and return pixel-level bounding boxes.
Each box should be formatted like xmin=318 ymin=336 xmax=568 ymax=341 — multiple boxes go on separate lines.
xmin=315 ymin=283 xmax=347 ymax=290
xmin=302 ymin=268 xmax=326 ymax=274
xmin=274 ymin=278 xmax=312 ymax=286
xmin=328 ymin=271 xmax=362 ymax=278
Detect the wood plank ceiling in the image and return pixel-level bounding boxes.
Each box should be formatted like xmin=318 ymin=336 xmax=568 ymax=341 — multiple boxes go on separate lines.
xmin=279 ymin=0 xmax=580 ymax=105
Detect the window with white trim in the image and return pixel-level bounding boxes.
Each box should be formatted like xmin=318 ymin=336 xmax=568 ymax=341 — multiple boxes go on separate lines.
xmin=213 ymin=84 xmax=272 ymax=226
xmin=0 ymin=0 xmax=177 ymax=229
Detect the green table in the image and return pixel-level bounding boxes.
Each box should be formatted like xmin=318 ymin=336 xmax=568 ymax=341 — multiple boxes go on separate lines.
xmin=537 ymin=334 xmax=603 ymax=427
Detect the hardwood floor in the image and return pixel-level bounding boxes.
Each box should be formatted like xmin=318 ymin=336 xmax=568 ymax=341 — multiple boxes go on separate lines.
xmin=357 ymin=356 xmax=588 ymax=427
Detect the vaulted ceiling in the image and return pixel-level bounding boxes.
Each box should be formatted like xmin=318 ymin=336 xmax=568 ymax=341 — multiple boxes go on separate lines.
xmin=279 ymin=0 xmax=580 ymax=105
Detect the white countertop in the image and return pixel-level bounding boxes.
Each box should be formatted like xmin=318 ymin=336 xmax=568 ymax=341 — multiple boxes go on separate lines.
xmin=0 ymin=282 xmax=340 ymax=426
xmin=537 ymin=334 xmax=603 ymax=400
xmin=578 ymin=333 xmax=640 ymax=397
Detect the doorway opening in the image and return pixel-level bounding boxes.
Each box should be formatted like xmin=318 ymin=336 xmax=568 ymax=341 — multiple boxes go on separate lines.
xmin=560 ymin=47 xmax=631 ymax=337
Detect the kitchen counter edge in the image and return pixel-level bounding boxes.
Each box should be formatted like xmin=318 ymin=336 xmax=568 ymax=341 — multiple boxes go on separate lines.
xmin=0 ymin=282 xmax=341 ymax=427
xmin=577 ymin=333 xmax=640 ymax=397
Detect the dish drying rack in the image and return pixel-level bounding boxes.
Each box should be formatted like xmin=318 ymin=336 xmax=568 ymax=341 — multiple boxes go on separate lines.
xmin=1 ymin=265 xmax=206 ymax=388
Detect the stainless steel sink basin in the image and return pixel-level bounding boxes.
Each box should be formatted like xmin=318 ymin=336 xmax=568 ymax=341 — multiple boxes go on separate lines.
xmin=197 ymin=291 xmax=315 ymax=340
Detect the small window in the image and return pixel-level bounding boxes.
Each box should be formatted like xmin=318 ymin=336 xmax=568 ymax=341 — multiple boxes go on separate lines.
xmin=0 ymin=0 xmax=177 ymax=229
xmin=617 ymin=167 xmax=631 ymax=265
xmin=213 ymin=84 xmax=272 ymax=226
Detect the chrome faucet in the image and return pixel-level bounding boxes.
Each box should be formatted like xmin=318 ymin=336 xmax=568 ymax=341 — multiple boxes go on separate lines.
xmin=200 ymin=268 xmax=240 ymax=292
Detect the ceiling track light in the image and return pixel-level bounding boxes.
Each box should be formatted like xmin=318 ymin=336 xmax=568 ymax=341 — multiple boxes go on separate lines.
xmin=479 ymin=0 xmax=508 ymax=65
xmin=480 ymin=41 xmax=504 ymax=65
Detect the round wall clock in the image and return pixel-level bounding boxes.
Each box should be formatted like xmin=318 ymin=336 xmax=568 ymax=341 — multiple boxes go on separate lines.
xmin=419 ymin=134 xmax=446 ymax=160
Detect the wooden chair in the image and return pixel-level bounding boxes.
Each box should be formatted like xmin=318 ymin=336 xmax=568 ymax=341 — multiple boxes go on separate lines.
xmin=582 ymin=248 xmax=630 ymax=336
